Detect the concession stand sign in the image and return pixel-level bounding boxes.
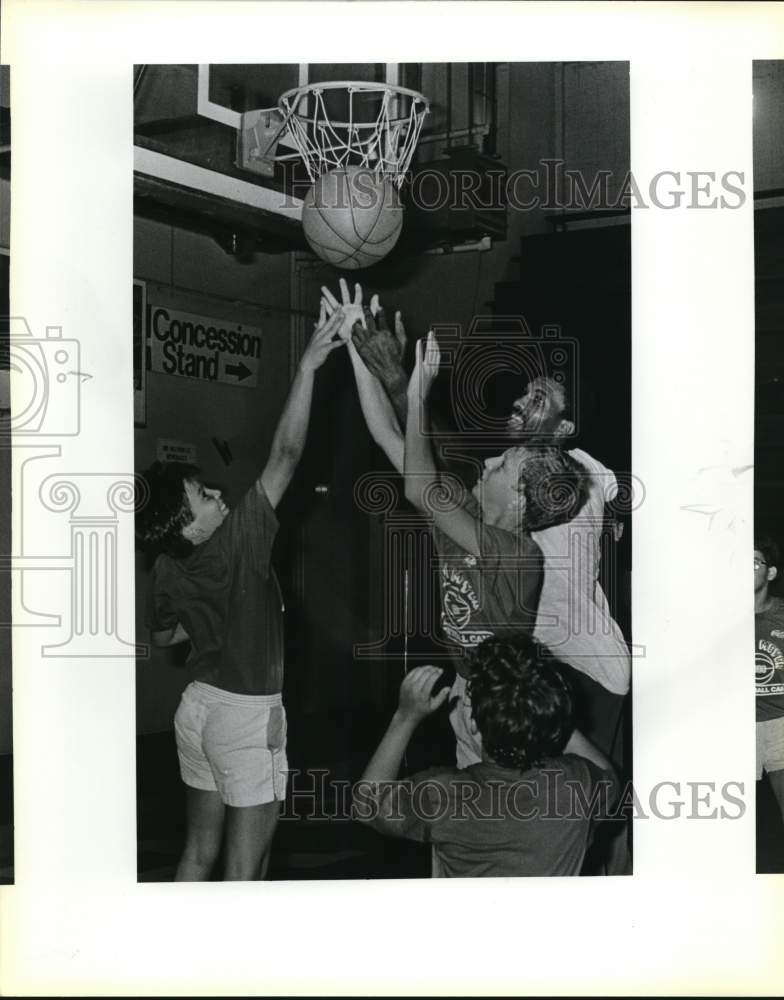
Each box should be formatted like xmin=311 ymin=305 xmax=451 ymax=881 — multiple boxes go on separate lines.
xmin=149 ymin=305 xmax=262 ymax=388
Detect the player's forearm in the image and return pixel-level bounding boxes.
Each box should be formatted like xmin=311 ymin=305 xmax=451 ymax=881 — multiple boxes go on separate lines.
xmin=360 ymin=710 xmax=418 ymax=783
xmin=564 ymin=728 xmax=614 ymax=774
xmin=352 ymin=334 xmax=409 ymax=428
xmin=382 ymin=372 xmax=409 ymax=430
xmin=349 ymin=346 xmax=404 ymax=472
xmin=404 ymin=389 xmax=438 ymax=511
xmin=268 ymin=363 xmax=315 ymax=463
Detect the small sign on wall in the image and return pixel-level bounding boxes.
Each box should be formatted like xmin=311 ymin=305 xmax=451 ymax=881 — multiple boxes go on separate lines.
xmin=148 ymin=304 xmax=262 ymax=388
xmin=157 ymin=438 xmax=198 ymax=466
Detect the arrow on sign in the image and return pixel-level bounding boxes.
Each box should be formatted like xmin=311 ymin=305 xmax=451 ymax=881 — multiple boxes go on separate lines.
xmin=224 ymin=361 xmax=253 ymax=382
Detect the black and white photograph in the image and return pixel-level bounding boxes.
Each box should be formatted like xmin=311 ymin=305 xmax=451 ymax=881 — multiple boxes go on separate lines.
xmin=3 ymin=0 xmax=784 ymax=995
xmin=132 ymin=61 xmax=632 ymax=882
xmin=753 ymin=59 xmax=784 ymax=874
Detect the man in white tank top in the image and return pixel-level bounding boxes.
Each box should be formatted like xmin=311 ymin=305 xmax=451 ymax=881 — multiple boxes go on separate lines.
xmin=506 ymin=376 xmax=631 ymax=698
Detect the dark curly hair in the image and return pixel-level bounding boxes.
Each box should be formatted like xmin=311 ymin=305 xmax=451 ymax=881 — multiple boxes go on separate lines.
xmin=755 ymin=534 xmax=780 ymax=572
xmin=467 ymin=636 xmax=575 ymax=772
xmin=516 ymin=447 xmax=590 ymax=532
xmin=136 ymin=461 xmax=200 ymax=559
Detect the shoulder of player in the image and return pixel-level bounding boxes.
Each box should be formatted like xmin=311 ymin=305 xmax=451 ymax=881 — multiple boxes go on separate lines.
xmin=567 ymin=447 xmax=598 ymax=467
xmin=151 ymin=550 xmax=179 ymax=580
xmin=152 ymin=551 xmax=170 ymax=572
xmin=567 ymin=447 xmax=615 ymax=483
xmin=411 ymin=765 xmax=464 ymax=787
xmin=220 ymin=478 xmax=278 ymax=532
xmin=567 ymin=447 xmax=617 ymax=509
xmin=552 ymin=754 xmax=619 ymax=797
xmin=481 ymin=522 xmax=543 ymax=559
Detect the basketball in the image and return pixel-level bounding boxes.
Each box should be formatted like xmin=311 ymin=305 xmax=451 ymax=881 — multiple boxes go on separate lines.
xmin=301 ymin=166 xmax=403 ymax=269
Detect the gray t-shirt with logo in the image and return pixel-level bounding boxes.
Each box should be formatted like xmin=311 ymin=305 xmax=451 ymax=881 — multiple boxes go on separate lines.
xmin=756 ymin=596 xmax=784 ymax=721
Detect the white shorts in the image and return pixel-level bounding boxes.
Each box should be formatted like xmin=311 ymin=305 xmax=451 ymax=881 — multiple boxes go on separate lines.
xmin=756 ymin=716 xmax=784 ymax=780
xmin=448 ymin=673 xmax=483 ymax=770
xmin=174 ymin=681 xmax=288 ymax=807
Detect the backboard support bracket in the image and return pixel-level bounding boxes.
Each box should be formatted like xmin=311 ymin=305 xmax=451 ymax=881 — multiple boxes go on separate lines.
xmin=236 ymin=108 xmax=288 ymax=178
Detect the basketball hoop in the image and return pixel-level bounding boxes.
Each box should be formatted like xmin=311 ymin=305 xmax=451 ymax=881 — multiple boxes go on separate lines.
xmin=276 ymin=80 xmax=429 ymax=187
xmin=237 ymin=80 xmax=429 ymax=268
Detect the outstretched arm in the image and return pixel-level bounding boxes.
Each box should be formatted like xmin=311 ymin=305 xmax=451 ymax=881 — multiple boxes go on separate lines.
xmin=404 ymin=333 xmax=481 ymax=555
xmin=259 ymin=305 xmax=345 ymax=508
xmin=351 ymin=306 xmax=409 ymax=428
xmin=347 ymin=322 xmax=404 ymax=473
xmin=360 ymin=666 xmax=449 ymax=783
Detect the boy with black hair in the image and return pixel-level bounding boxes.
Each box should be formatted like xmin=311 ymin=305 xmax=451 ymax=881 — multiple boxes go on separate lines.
xmin=137 ymin=304 xmax=345 ymax=881
xmin=354 ymin=636 xmax=618 ymax=878
xmin=755 ymin=534 xmax=784 ymax=824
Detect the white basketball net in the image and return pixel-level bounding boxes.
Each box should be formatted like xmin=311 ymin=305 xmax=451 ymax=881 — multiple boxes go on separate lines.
xmin=277 ymin=82 xmax=429 ymax=188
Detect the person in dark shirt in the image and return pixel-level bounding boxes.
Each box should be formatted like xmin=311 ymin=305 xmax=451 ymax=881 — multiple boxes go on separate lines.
xmin=138 ymin=304 xmax=346 ymax=881
xmin=354 ymin=635 xmax=618 ymax=877
xmin=324 ymin=281 xmax=629 ymax=700
xmin=326 ymin=278 xmax=627 ymax=870
xmin=351 ymin=326 xmax=587 ymax=767
xmin=755 ymin=534 xmax=784 ymax=826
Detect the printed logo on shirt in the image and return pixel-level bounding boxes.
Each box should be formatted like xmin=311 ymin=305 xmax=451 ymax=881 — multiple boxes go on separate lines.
xmin=756 ymin=638 xmax=784 ymax=689
xmin=440 ymin=565 xmax=491 ymax=648
xmin=758 ymin=683 xmax=784 ymax=698
xmin=772 ymin=630 xmax=784 ymax=639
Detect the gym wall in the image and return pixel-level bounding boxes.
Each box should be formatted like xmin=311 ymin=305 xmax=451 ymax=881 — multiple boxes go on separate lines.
xmin=133 ymin=217 xmax=292 ymax=734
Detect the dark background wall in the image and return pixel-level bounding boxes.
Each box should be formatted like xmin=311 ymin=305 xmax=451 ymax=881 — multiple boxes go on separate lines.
xmin=754 ymin=61 xmax=784 ymax=568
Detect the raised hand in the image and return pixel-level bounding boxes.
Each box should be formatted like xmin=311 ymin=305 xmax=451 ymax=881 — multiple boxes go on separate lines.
xmin=351 ymin=303 xmax=407 ymax=387
xmin=321 ymin=277 xmax=365 ymax=341
xmin=396 ymin=665 xmax=450 ymax=723
xmin=408 ymin=330 xmax=440 ymax=400
xmin=299 ymin=303 xmax=346 ymax=372
xmin=368 ymin=292 xmax=407 ymax=352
